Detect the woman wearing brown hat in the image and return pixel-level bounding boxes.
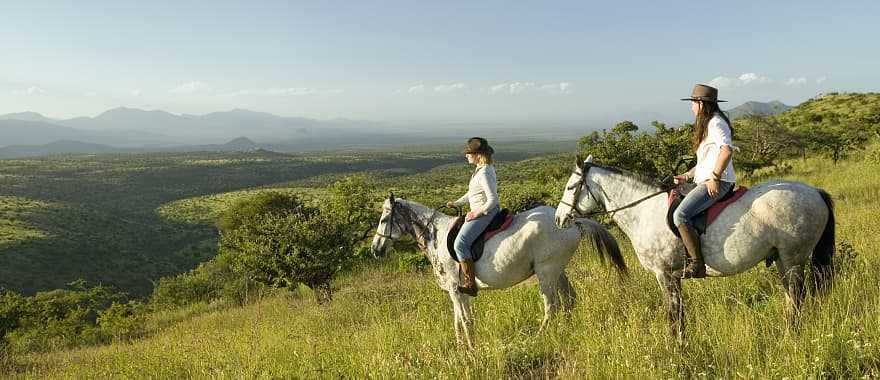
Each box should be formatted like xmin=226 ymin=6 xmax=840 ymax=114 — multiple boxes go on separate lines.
xmin=672 ymin=84 xmax=736 ymax=278
xmin=446 ymin=137 xmax=500 ymax=296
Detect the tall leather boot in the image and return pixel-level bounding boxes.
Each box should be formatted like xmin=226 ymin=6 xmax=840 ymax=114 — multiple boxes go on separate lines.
xmin=678 ymin=223 xmax=706 ymax=279
xmin=457 ymin=258 xmax=479 ymax=297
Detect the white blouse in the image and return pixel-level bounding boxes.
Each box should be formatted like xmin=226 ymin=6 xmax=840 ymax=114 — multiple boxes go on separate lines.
xmin=453 ymin=165 xmax=499 ymax=215
xmin=694 ymin=114 xmax=736 ymax=184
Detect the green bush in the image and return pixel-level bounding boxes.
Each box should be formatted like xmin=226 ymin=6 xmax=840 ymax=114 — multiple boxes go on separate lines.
xmin=220 ymin=194 xmax=361 ymax=304
xmin=97 ymin=301 xmax=148 ymax=341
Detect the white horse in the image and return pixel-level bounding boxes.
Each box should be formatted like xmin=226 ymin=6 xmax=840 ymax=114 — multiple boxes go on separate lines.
xmin=555 ymin=155 xmax=835 ymax=341
xmin=371 ymin=193 xmax=626 ymax=346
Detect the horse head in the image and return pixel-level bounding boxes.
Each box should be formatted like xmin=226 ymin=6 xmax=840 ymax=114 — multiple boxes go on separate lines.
xmin=371 ymin=192 xmax=404 ymax=257
xmin=555 ymin=154 xmax=602 ymax=228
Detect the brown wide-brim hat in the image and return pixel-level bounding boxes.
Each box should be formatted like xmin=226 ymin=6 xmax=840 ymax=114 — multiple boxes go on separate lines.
xmin=681 ymin=84 xmax=727 ymax=103
xmin=463 ymin=137 xmax=494 ymax=155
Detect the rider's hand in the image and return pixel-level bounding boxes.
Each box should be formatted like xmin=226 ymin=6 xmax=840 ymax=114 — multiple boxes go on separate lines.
xmin=673 ymin=175 xmax=688 ymax=185
xmin=706 ymin=179 xmax=719 ymax=197
xmin=465 ymin=210 xmax=479 ymax=221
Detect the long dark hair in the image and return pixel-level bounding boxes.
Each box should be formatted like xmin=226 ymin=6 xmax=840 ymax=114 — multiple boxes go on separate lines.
xmin=692 ymin=101 xmax=733 ymax=152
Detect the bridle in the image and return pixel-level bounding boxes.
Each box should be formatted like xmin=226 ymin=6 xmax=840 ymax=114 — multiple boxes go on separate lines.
xmin=561 ymin=163 xmax=672 ymax=221
xmin=374 ymin=198 xmax=441 ymax=251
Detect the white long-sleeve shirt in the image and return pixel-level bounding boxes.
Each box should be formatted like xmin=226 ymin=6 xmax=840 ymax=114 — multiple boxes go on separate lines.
xmin=453 ymin=165 xmax=499 ymax=215
xmin=694 ymin=114 xmax=736 ymax=183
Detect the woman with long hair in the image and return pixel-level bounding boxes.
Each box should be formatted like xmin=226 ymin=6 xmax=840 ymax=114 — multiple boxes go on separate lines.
xmin=673 ymin=84 xmax=736 ymax=278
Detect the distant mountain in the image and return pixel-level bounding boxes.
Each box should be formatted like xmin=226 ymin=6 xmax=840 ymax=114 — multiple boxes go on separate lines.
xmin=0 ymin=120 xmax=92 ymax=146
xmin=0 ymin=107 xmax=391 ymax=144
xmin=0 ymin=111 xmax=57 ymax=124
xmin=223 ymin=137 xmax=259 ymax=151
xmin=0 ymin=140 xmax=126 ymax=159
xmin=726 ymin=101 xmax=793 ymax=120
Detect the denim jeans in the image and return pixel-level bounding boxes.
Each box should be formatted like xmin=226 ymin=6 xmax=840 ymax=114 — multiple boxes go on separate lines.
xmin=454 ymin=206 xmax=500 ymax=261
xmin=673 ymin=181 xmax=735 ymax=227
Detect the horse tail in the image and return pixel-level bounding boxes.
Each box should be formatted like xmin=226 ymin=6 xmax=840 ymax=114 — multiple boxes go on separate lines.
xmin=575 ymin=219 xmax=628 ymax=277
xmin=810 ymin=188 xmax=835 ymax=295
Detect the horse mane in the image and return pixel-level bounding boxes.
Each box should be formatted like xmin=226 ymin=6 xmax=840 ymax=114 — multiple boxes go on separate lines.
xmin=584 ymin=162 xmax=664 ymax=189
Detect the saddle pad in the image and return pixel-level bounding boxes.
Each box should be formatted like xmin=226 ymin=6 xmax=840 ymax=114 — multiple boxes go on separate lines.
xmin=666 ymin=186 xmax=746 ymax=237
xmin=447 ymin=209 xmax=513 ymax=262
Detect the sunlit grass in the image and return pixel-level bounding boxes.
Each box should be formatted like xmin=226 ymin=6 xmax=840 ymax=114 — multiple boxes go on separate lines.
xmin=7 ymin=154 xmax=880 ymax=378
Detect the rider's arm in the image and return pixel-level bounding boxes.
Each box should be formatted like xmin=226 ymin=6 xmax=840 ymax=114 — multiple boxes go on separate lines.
xmin=476 ymin=167 xmax=499 ymax=215
xmin=452 ymin=192 xmax=469 ymax=207
xmin=709 ymin=117 xmax=735 ymax=180
xmin=713 ymin=145 xmax=733 ymax=180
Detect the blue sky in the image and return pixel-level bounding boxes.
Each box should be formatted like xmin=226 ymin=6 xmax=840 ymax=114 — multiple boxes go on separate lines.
xmin=1 ymin=1 xmax=878 ymax=126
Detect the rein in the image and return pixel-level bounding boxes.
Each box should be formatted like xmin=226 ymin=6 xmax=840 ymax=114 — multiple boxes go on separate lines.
xmin=376 ymin=200 xmax=446 ymax=251
xmin=563 ymin=165 xmax=673 ymax=219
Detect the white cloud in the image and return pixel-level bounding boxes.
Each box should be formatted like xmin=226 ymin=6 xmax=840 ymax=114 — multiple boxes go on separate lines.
xmin=407 ymin=84 xmax=426 ymax=94
xmin=227 ymin=87 xmax=343 ymax=97
xmin=130 ymin=89 xmax=142 ymax=97
xmin=169 ymin=81 xmax=212 ymax=94
xmin=785 ymin=77 xmax=808 ymax=86
xmin=12 ymin=86 xmax=47 ymax=95
xmin=708 ymin=76 xmax=735 ymax=88
xmin=488 ymin=83 xmax=510 ymax=94
xmin=433 ymin=83 xmax=467 ymax=93
xmin=816 ymin=76 xmax=827 ymax=84
xmin=709 ymin=73 xmax=772 ymax=88
xmin=738 ymin=73 xmax=772 ymax=85
xmin=509 ymin=82 xmax=535 ymax=94
xmin=540 ymin=82 xmax=574 ymax=95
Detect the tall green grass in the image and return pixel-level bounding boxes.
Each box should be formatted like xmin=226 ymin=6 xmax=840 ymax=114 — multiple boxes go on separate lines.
xmin=6 ymin=154 xmax=880 ymax=378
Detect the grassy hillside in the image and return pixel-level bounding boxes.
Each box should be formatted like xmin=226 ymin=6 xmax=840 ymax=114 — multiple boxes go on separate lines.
xmin=0 ymin=150 xmax=463 ymax=296
xmin=9 ymin=150 xmax=879 ymax=378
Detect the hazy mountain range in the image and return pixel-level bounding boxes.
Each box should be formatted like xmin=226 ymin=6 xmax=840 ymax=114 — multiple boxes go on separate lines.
xmin=726 ymin=100 xmax=793 ymax=120
xmin=0 ymin=101 xmax=793 ymax=158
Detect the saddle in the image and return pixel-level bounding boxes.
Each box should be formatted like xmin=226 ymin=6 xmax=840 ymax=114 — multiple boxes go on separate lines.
xmin=666 ymin=185 xmax=748 ymax=238
xmin=446 ymin=209 xmax=514 ymax=262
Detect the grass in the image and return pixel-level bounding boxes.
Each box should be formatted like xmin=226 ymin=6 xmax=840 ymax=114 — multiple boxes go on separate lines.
xmin=5 ymin=152 xmax=879 ymax=378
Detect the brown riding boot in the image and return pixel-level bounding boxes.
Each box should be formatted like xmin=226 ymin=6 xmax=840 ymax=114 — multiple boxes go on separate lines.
xmin=457 ymin=258 xmax=479 ymax=297
xmin=678 ymin=223 xmax=707 ymax=279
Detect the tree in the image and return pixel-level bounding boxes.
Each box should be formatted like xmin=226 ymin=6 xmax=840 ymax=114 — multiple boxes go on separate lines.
xmin=734 ymin=115 xmax=802 ymax=172
xmin=794 ymin=114 xmax=870 ymax=164
xmin=578 ymin=120 xmax=691 ymax=178
xmin=219 ymin=194 xmax=356 ymax=304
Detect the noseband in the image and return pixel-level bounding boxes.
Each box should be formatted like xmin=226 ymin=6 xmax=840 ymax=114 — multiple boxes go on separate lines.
xmin=559 ymin=166 xmax=602 ymax=220
xmin=374 ymin=200 xmax=438 ymax=250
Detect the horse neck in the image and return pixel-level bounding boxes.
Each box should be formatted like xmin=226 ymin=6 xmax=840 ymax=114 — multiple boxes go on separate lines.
xmin=590 ymin=168 xmax=669 ymax=246
xmin=397 ymin=200 xmax=453 ymax=255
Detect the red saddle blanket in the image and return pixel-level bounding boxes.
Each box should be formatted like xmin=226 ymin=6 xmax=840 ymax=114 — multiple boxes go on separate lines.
xmin=667 ymin=186 xmax=749 ymax=228
xmin=446 ymin=210 xmax=515 ymax=262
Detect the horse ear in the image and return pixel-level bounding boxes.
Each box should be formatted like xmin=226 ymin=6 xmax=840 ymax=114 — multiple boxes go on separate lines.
xmin=585 ymin=154 xmax=594 ymax=163
xmin=575 ymin=154 xmax=583 ymax=166
xmin=389 ymin=192 xmax=395 ymax=202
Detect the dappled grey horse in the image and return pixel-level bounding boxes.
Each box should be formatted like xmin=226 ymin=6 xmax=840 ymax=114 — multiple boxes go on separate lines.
xmin=371 ymin=194 xmax=626 ymax=347
xmin=556 ymin=155 xmax=835 ymax=342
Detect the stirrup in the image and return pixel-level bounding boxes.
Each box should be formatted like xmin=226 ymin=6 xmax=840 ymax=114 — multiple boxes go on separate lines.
xmin=457 ymin=285 xmax=478 ymax=297
xmin=681 ymin=262 xmax=707 ymax=279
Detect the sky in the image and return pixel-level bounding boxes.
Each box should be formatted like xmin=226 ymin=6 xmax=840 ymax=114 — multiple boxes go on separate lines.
xmin=1 ymin=0 xmax=878 ymax=127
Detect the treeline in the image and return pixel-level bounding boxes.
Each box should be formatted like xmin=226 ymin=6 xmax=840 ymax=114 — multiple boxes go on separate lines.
xmin=579 ymin=92 xmax=880 ymax=178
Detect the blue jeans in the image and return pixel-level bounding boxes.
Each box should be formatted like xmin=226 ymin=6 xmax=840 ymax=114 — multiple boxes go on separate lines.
xmin=454 ymin=206 xmax=500 ymax=261
xmin=673 ymin=181 xmax=735 ymax=227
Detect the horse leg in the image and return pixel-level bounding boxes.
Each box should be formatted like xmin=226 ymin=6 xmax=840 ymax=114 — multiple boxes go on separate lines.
xmin=655 ymin=272 xmax=685 ymax=344
xmin=536 ymin=269 xmax=562 ymax=331
xmin=777 ymin=260 xmax=806 ymax=328
xmin=449 ymin=291 xmax=465 ymax=345
xmin=450 ymin=292 xmax=476 ymax=348
xmin=558 ymin=272 xmax=577 ymax=315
